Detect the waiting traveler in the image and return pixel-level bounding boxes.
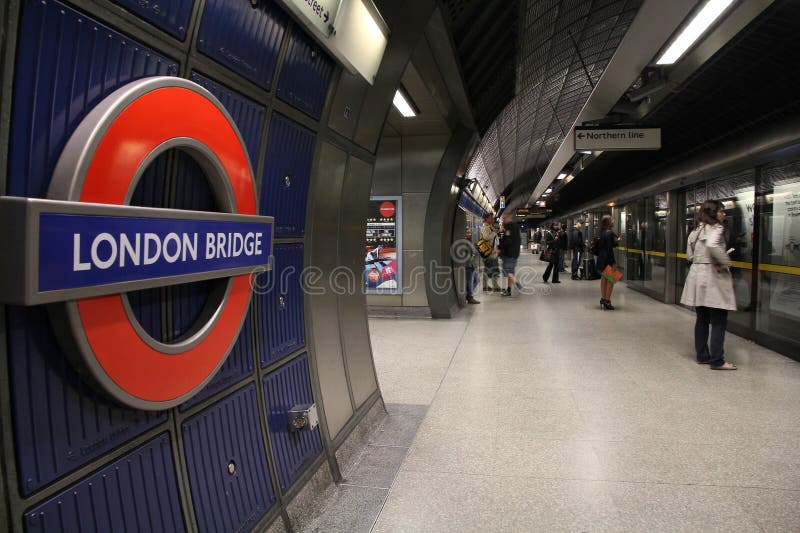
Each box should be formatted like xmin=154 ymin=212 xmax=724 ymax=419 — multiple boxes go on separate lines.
xmin=464 ymin=227 xmax=480 ymax=304
xmin=498 ymin=213 xmax=522 ymax=296
xmin=479 ymin=213 xmax=501 ymax=292
xmin=596 ymin=214 xmax=621 ymax=309
xmin=542 ymin=223 xmax=562 ymax=284
xmin=558 ymin=223 xmax=569 ymax=273
xmin=680 ymin=200 xmax=737 ymax=370
xmin=571 ymin=221 xmax=585 ymax=280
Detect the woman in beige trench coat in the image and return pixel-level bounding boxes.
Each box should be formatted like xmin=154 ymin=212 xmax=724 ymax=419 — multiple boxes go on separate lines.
xmin=680 ymin=200 xmax=738 ymax=370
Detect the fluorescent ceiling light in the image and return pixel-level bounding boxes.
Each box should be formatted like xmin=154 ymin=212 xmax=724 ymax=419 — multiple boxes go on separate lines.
xmin=393 ymin=89 xmax=417 ymax=117
xmin=545 ymin=188 xmax=553 ymax=193
xmin=556 ymin=172 xmax=567 ymax=180
xmin=579 ymin=150 xmax=592 ymax=155
xmin=656 ymin=0 xmax=734 ymax=65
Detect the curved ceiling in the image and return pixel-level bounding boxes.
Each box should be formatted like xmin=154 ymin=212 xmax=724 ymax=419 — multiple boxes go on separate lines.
xmin=551 ymin=0 xmax=800 ymax=214
xmin=444 ymin=0 xmax=644 ymax=205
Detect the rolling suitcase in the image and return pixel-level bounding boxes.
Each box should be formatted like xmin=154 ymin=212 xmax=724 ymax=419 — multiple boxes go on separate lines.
xmin=583 ymin=255 xmax=600 ymax=280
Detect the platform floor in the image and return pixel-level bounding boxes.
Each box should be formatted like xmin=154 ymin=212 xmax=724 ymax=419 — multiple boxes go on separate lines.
xmin=363 ymin=253 xmax=800 ymax=532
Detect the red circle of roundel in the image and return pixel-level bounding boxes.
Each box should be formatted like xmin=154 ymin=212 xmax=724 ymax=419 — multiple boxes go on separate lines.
xmin=76 ymin=86 xmax=254 ymax=404
xmin=379 ymin=201 xmax=395 ymax=218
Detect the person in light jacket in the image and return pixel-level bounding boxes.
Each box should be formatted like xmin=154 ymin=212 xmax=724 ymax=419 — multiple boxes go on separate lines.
xmin=680 ymin=200 xmax=737 ymax=370
xmin=480 ymin=213 xmax=501 ymax=292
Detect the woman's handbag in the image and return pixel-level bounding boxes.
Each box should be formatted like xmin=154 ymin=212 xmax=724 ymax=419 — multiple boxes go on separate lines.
xmin=601 ymin=264 xmax=623 ymax=284
xmin=539 ymin=249 xmax=552 ymax=262
xmin=476 ymin=238 xmax=493 ymax=258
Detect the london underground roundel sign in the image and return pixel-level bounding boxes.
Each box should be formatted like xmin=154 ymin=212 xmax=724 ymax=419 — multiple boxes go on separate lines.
xmin=0 ymin=77 xmax=274 ymax=410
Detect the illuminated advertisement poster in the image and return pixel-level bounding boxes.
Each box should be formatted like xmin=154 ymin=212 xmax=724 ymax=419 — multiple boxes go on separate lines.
xmin=366 ymin=197 xmax=402 ymax=294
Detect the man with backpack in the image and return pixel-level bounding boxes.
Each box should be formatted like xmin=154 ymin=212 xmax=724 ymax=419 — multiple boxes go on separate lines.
xmin=570 ymin=221 xmax=585 ymax=280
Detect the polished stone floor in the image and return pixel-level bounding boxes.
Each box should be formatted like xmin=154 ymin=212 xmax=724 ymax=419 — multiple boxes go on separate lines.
xmin=365 ymin=253 xmax=800 ymax=532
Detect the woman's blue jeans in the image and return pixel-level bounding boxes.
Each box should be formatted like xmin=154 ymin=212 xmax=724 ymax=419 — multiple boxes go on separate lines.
xmin=694 ymin=306 xmax=728 ymax=367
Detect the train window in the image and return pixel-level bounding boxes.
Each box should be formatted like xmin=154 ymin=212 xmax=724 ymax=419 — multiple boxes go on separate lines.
xmin=757 ymin=160 xmax=800 ymax=350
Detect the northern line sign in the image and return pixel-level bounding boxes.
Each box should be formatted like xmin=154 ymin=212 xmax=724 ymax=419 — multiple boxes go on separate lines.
xmin=574 ymin=127 xmax=661 ymax=151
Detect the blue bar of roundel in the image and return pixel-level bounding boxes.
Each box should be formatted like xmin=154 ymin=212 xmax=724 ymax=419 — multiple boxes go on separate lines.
xmin=38 ymin=214 xmax=272 ymax=292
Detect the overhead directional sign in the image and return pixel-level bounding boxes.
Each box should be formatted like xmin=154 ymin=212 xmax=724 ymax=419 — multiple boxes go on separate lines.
xmin=282 ymin=0 xmax=340 ymax=36
xmin=574 ymin=127 xmax=661 ymax=151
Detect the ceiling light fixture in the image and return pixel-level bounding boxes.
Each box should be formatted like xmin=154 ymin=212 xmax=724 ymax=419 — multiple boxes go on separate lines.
xmin=656 ymin=0 xmax=734 ymax=65
xmin=392 ymin=86 xmax=418 ymax=117
xmin=545 ymin=188 xmax=553 ymax=194
xmin=556 ymin=172 xmax=568 ymax=180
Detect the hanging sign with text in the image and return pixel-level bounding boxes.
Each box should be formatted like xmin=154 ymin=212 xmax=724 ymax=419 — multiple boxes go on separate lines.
xmin=574 ymin=127 xmax=661 ymax=151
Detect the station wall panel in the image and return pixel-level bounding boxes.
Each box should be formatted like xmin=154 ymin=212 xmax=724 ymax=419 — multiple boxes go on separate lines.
xmin=169 ymin=153 xmax=217 ymax=340
xmin=127 ymin=287 xmax=166 ymax=343
xmin=182 ymin=385 xmax=275 ymax=532
xmin=168 ymin=280 xmax=213 ymax=342
xmin=127 ymin=152 xmax=171 ymax=342
xmin=24 ymin=434 xmax=184 ymax=533
xmin=276 ymin=28 xmax=335 ymax=120
xmin=259 ymin=113 xmax=316 ymax=236
xmin=7 ymin=306 xmax=167 ymax=496
xmin=262 ymin=354 xmax=322 ymax=491
xmin=7 ymin=0 xmax=178 ymax=199
xmin=181 ymin=306 xmax=256 ymax=410
xmin=256 ymin=243 xmax=306 ymax=366
xmin=197 ymin=0 xmax=288 ymax=89
xmin=172 ymin=152 xmax=218 ymax=212
xmin=189 ymin=72 xmax=266 ymax=170
xmin=130 ymin=151 xmax=171 ymax=208
xmin=110 ymin=0 xmax=194 ymax=40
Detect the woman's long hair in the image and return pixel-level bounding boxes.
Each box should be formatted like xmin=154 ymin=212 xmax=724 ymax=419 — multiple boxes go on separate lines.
xmin=600 ymin=214 xmax=613 ymax=231
xmin=698 ymin=200 xmax=724 ymax=226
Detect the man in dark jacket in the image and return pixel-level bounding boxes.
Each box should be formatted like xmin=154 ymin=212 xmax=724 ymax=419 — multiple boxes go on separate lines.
xmin=570 ymin=221 xmax=585 ymax=280
xmin=542 ymin=222 xmax=564 ymax=284
xmin=558 ymin=223 xmax=569 ymax=273
xmin=499 ymin=213 xmax=522 ymax=296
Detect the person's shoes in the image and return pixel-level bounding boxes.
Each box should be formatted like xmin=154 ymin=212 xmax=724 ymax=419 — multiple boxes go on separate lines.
xmin=711 ymin=362 xmax=737 ymax=370
xmin=553 ymin=280 xmax=561 ymax=284
xmin=600 ymin=299 xmax=614 ymax=310
xmin=482 ymin=286 xmax=490 ymax=292
xmin=571 ymin=275 xmax=579 ymax=280
xmin=466 ymin=296 xmax=481 ymax=304
xmin=500 ymin=288 xmax=512 ymax=297
xmin=542 ymin=277 xmax=549 ymax=283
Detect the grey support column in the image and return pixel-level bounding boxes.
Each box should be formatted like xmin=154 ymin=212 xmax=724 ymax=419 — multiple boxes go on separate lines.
xmin=338 ymin=156 xmax=379 ymax=410
xmin=306 ymin=142 xmax=353 ymax=441
xmin=423 ymin=126 xmax=478 ymax=318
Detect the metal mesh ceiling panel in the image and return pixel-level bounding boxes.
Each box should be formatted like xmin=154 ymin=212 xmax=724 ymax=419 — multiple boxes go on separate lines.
xmin=462 ymin=0 xmax=642 ymax=204
xmin=554 ymin=0 xmax=800 ymax=213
